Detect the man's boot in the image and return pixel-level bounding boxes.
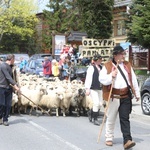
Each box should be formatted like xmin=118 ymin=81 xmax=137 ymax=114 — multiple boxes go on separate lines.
xmin=87 ymin=109 xmax=93 ymax=122
xmin=93 ymin=111 xmax=100 ymax=126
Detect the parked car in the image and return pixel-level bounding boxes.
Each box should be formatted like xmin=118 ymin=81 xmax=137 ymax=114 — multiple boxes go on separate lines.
xmin=24 ymin=58 xmax=44 ymax=76
xmin=13 ymin=53 xmax=29 ymax=67
xmin=81 ymin=57 xmax=91 ymax=66
xmin=76 ymin=53 xmax=91 ymax=66
xmin=0 ymin=53 xmax=29 ymax=70
xmin=0 ymin=54 xmax=8 ymax=61
xmin=30 ymin=53 xmax=53 ymax=61
xmin=140 ymin=77 xmax=150 ymax=115
xmin=75 ymin=67 xmax=88 ymax=83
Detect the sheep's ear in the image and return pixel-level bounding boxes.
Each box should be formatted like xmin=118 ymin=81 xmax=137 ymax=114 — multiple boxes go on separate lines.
xmin=82 ymin=89 xmax=86 ymax=93
xmin=57 ymin=93 xmax=60 ymax=96
xmin=40 ymin=89 xmax=45 ymax=94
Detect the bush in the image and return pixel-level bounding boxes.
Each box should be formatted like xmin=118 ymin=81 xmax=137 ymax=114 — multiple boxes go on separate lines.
xmin=134 ymin=69 xmax=148 ymax=75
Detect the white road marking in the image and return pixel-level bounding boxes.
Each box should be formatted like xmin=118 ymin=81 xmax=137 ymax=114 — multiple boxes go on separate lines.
xmin=24 ymin=117 xmax=82 ymax=150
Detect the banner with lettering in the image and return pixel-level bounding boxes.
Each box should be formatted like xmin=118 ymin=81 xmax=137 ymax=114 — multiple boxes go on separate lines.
xmin=80 ymin=38 xmax=116 ymax=62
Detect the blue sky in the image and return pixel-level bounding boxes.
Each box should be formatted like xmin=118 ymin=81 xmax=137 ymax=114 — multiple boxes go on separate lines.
xmin=38 ymin=0 xmax=49 ymax=13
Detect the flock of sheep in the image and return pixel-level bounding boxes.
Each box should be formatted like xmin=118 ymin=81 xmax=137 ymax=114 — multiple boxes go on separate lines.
xmin=11 ymin=73 xmax=93 ymax=117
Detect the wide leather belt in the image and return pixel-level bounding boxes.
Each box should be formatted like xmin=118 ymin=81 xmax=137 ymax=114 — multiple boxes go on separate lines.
xmin=112 ymin=87 xmax=128 ymax=95
xmin=111 ymin=94 xmax=128 ymax=99
xmin=111 ymin=87 xmax=129 ymax=99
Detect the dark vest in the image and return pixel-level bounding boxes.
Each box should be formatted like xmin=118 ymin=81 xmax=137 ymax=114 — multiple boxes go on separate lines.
xmin=90 ymin=65 xmax=102 ymax=90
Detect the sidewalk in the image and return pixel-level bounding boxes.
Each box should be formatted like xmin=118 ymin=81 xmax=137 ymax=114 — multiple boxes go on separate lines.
xmin=132 ymin=98 xmax=143 ymax=116
xmin=101 ymin=98 xmax=150 ymax=118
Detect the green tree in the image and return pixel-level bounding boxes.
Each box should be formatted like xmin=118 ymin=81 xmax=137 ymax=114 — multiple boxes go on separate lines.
xmin=126 ymin=0 xmax=150 ymax=49
xmin=76 ymin=0 xmax=114 ymax=39
xmin=0 ymin=32 xmax=38 ymax=54
xmin=0 ymin=0 xmax=38 ymax=53
xmin=42 ymin=0 xmax=83 ymax=51
xmin=42 ymin=0 xmax=114 ymax=50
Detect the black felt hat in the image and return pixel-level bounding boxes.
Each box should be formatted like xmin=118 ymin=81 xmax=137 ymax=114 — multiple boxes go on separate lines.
xmin=113 ymin=45 xmax=124 ymax=55
xmin=93 ymin=54 xmax=102 ymax=61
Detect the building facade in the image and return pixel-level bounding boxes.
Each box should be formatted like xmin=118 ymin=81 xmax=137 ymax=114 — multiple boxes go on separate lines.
xmin=113 ymin=0 xmax=132 ymax=44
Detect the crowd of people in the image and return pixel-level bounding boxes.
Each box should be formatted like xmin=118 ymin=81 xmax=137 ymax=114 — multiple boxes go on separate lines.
xmin=41 ymin=43 xmax=82 ymax=81
xmin=0 ymin=45 xmax=140 ymax=149
xmin=41 ymin=55 xmax=77 ymax=81
xmin=60 ymin=44 xmax=78 ymax=62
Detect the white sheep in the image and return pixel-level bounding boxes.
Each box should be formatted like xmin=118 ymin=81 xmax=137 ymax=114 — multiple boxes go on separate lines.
xmin=19 ymin=84 xmax=44 ymax=115
xmin=82 ymin=95 xmax=93 ymax=111
xmin=39 ymin=90 xmax=64 ymax=116
xmin=28 ymin=85 xmax=45 ymax=115
xmin=19 ymin=85 xmax=31 ymax=114
xmin=11 ymin=93 xmax=19 ymax=114
xmin=60 ymin=89 xmax=73 ymax=117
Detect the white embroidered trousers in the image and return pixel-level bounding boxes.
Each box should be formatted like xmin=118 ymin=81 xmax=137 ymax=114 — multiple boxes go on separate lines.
xmin=90 ymin=89 xmax=103 ymax=112
xmin=105 ymin=98 xmax=119 ymax=142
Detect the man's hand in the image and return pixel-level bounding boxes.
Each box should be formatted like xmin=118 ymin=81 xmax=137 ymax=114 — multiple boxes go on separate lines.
xmin=136 ymin=97 xmax=140 ymax=102
xmin=112 ymin=67 xmax=118 ymax=78
xmin=86 ymin=88 xmax=90 ymax=96
xmin=11 ymin=84 xmax=21 ymax=93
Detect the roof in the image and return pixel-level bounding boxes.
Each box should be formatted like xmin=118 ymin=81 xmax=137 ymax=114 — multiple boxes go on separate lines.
xmin=67 ymin=31 xmax=88 ymax=42
xmin=114 ymin=0 xmax=132 ymax=7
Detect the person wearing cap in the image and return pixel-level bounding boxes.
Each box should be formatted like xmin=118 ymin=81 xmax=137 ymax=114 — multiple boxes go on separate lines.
xmin=84 ymin=53 xmax=103 ymax=125
xmin=0 ymin=54 xmax=20 ymax=126
xmin=99 ymin=45 xmax=140 ymax=149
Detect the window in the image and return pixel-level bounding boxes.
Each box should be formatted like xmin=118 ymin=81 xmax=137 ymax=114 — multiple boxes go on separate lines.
xmin=114 ymin=20 xmax=126 ymax=36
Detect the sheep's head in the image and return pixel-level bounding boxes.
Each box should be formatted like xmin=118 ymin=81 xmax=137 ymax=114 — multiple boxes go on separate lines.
xmin=78 ymin=88 xmax=85 ymax=97
xmin=12 ymin=94 xmax=18 ymax=103
xmin=40 ymin=88 xmax=45 ymax=96
xmin=56 ymin=93 xmax=64 ymax=100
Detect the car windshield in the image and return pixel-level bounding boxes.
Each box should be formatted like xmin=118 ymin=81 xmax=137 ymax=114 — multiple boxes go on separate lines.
xmin=30 ymin=54 xmax=52 ymax=61
xmin=14 ymin=54 xmax=29 ymax=62
xmin=36 ymin=59 xmax=43 ymax=68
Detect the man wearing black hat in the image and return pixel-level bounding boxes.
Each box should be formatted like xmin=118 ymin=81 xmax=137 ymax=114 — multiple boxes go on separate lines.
xmin=85 ymin=53 xmax=103 ymax=125
xmin=99 ymin=45 xmax=140 ymax=149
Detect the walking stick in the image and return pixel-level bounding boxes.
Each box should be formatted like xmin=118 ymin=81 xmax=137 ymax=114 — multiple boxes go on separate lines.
xmin=97 ymin=61 xmax=119 ymax=143
xmin=97 ymin=78 xmax=114 ymax=143
xmin=10 ymin=84 xmax=49 ymax=115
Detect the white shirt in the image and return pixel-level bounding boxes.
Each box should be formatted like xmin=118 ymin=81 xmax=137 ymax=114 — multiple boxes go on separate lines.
xmin=85 ymin=65 xmax=94 ymax=89
xmin=99 ymin=62 xmax=140 ymax=98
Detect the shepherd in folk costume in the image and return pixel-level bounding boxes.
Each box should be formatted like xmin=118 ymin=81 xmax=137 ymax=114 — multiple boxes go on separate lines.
xmin=99 ymin=46 xmax=140 ymax=149
xmin=85 ymin=54 xmax=103 ymax=126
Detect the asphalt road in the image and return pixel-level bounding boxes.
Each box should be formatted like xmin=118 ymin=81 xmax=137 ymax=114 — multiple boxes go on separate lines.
xmin=0 ymin=108 xmax=150 ymax=150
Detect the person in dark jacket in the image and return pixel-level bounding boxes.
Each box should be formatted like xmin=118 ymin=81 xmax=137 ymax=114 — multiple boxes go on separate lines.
xmin=42 ymin=57 xmax=52 ymax=78
xmin=84 ymin=54 xmax=103 ymax=125
xmin=0 ymin=54 xmax=20 ymax=126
